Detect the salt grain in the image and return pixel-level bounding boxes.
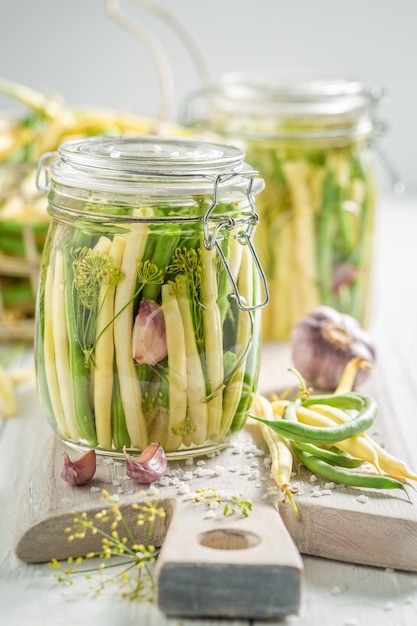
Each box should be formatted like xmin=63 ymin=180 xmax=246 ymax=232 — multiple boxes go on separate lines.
xmin=309 ymin=474 xmax=318 ymax=483
xmin=310 ymin=490 xmax=322 ymax=497
xmin=182 ymin=472 xmax=194 ymax=481
xmin=194 ymin=468 xmax=216 ymax=478
xmin=196 ymin=459 xmax=206 ymax=466
xmin=177 ymin=483 xmax=190 ymax=495
xmin=324 ymin=482 xmax=335 ymax=490
xmin=204 ymin=509 xmax=216 ymax=519
xmin=356 ymin=495 xmax=369 ymax=504
xmin=184 ymin=458 xmax=194 ymax=466
xmin=321 ymin=489 xmax=333 ymax=496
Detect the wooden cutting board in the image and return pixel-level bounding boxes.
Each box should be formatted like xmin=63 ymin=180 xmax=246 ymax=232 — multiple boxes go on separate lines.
xmin=13 ymin=344 xmax=417 ymax=618
xmin=14 ymin=417 xmax=303 ymax=620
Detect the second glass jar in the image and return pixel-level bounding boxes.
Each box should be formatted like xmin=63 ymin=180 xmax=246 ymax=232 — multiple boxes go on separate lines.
xmin=182 ymin=74 xmax=379 ymax=340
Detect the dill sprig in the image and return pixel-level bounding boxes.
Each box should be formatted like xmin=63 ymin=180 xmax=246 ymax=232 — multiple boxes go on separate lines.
xmin=193 ymin=487 xmax=253 ymax=518
xmin=168 ymin=247 xmax=205 ymax=347
xmin=71 ymin=246 xmax=123 ymax=366
xmin=49 ymin=489 xmax=166 ymax=601
xmin=71 ymin=248 xmax=165 ymax=368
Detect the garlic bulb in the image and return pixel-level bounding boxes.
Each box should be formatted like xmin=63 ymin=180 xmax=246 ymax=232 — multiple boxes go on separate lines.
xmin=61 ymin=449 xmax=96 ymax=486
xmin=291 ymin=306 xmax=376 ymax=391
xmin=123 ymin=443 xmax=167 ymax=483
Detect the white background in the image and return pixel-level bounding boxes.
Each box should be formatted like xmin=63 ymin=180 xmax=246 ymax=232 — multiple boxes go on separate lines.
xmin=1 ymin=0 xmax=416 ymax=190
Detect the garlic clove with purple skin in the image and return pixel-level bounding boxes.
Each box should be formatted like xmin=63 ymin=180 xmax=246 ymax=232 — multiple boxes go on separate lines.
xmin=290 ymin=305 xmax=376 ymax=391
xmin=61 ymin=449 xmax=96 ymax=486
xmin=132 ymin=300 xmax=168 ymax=366
xmin=123 ymin=443 xmax=168 ymax=483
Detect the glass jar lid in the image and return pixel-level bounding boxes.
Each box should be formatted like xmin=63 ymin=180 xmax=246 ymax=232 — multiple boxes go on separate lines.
xmin=183 ymin=72 xmax=383 ymax=141
xmin=46 ymin=135 xmax=264 ymax=196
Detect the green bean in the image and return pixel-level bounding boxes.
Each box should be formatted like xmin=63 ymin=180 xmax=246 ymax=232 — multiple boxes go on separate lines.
xmin=293 ymin=445 xmax=411 ymax=502
xmin=293 ymin=441 xmax=365 ymax=469
xmin=280 ymin=392 xmax=376 ymax=442
xmin=111 ymin=368 xmax=131 ymax=451
xmin=252 ymin=392 xmax=376 ymax=445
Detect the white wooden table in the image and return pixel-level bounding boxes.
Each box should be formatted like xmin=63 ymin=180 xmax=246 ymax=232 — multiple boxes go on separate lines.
xmin=1 ymin=193 xmax=417 ymax=625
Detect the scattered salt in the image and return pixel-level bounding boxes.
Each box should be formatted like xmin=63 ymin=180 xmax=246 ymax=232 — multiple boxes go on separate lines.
xmin=177 ymin=483 xmax=190 ymax=495
xmin=310 ymin=490 xmax=322 ymax=497
xmin=194 ymin=468 xmax=216 ymax=478
xmin=249 ymin=470 xmax=260 ymax=481
xmin=356 ymin=495 xmax=369 ymax=504
xmin=112 ymin=479 xmax=120 ymax=486
xmin=229 ymin=466 xmax=239 ymax=473
xmin=238 ymin=466 xmax=251 ymax=475
xmin=324 ymin=482 xmax=335 ymax=490
xmin=309 ymin=474 xmax=318 ymax=483
xmin=204 ymin=509 xmax=217 ymax=519
xmin=196 ymin=459 xmax=206 ymax=466
xmin=90 ymin=486 xmax=101 ymax=493
xmin=182 ymin=472 xmax=194 ymax=481
xmin=184 ymin=458 xmax=194 ymax=466
xmin=321 ymin=489 xmax=333 ymax=496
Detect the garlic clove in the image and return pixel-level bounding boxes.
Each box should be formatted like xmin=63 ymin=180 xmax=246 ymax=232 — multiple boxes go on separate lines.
xmin=132 ymin=300 xmax=168 ymax=366
xmin=61 ymin=449 xmax=96 ymax=486
xmin=123 ymin=443 xmax=167 ymax=483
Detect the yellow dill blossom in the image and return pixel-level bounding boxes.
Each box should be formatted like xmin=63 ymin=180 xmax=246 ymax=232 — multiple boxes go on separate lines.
xmin=48 ymin=489 xmax=166 ymax=601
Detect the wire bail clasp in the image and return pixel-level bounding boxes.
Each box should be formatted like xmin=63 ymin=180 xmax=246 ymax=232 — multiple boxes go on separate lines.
xmin=36 ymin=151 xmax=58 ymax=192
xmin=203 ymin=171 xmax=269 ymax=311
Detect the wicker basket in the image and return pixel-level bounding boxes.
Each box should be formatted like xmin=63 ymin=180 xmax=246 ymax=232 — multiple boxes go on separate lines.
xmin=0 ymin=163 xmax=49 ymax=342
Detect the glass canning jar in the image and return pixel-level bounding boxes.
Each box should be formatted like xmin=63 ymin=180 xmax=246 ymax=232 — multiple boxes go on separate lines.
xmin=182 ymin=74 xmax=383 ymax=341
xmin=34 ymin=135 xmax=268 ymax=458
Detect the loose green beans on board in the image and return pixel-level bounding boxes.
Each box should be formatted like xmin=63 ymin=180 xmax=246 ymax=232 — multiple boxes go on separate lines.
xmin=250 ymin=368 xmax=415 ymax=502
